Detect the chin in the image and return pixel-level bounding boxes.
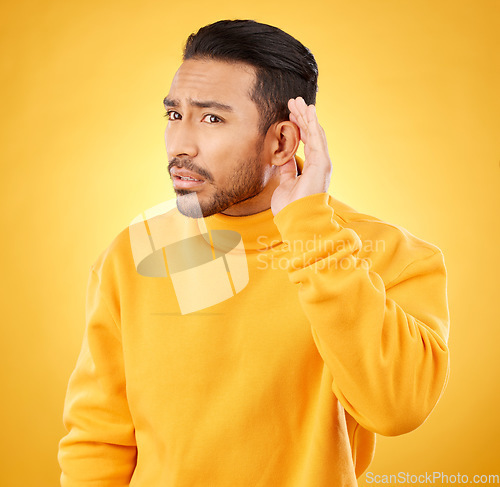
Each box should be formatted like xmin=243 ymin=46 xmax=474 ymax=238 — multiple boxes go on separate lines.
xmin=175 ymin=192 xmax=205 ymax=219
xmin=174 ymin=192 xmax=224 ymax=219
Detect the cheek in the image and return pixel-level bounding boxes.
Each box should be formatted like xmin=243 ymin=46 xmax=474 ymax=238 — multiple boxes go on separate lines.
xmin=201 ymin=126 xmax=263 ymax=180
xmin=202 ymin=132 xmax=246 ymax=169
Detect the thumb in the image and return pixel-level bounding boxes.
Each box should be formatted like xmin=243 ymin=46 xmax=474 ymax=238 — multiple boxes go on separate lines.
xmin=278 ymin=157 xmax=298 ymax=184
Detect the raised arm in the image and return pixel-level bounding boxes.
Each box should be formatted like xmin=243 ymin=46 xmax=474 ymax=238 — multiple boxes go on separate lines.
xmin=271 ymin=98 xmax=450 ymax=435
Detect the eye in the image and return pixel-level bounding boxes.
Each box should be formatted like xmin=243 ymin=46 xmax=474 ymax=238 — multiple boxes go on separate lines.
xmin=164 ymin=110 xmax=181 ymax=121
xmin=202 ymin=114 xmax=222 ymax=124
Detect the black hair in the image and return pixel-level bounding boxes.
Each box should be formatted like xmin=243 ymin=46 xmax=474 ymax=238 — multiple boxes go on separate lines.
xmin=183 ymin=19 xmax=318 ymax=135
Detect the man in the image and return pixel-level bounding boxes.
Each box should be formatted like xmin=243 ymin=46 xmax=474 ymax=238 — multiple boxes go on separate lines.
xmin=58 ymin=19 xmax=450 ymax=486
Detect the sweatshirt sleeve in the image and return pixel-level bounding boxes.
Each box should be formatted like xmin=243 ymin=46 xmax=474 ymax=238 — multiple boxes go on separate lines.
xmin=58 ymin=267 xmax=137 ymax=486
xmin=273 ymin=192 xmax=450 ymax=437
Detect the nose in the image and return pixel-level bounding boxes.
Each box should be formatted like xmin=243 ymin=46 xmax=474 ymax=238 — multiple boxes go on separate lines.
xmin=165 ymin=121 xmax=198 ymax=159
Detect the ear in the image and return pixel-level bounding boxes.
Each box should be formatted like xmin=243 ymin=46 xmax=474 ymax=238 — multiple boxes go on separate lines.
xmin=268 ymin=120 xmax=300 ymax=168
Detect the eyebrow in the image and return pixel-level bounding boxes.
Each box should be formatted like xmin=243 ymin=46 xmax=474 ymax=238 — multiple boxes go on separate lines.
xmin=163 ymin=96 xmax=234 ymax=112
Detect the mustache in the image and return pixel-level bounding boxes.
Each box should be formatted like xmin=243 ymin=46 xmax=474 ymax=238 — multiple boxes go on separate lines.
xmin=168 ymin=158 xmax=213 ymax=182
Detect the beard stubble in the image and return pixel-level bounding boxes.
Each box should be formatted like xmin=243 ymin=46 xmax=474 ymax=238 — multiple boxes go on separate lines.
xmin=172 ymin=139 xmax=268 ymax=219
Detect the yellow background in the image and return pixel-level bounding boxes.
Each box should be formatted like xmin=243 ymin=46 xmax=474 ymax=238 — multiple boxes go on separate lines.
xmin=1 ymin=0 xmax=499 ymax=485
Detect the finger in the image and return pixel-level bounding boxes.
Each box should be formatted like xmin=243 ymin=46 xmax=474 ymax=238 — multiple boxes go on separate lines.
xmin=290 ymin=98 xmax=324 ymax=151
xmin=306 ymin=105 xmax=328 ymax=152
xmin=292 ymin=97 xmax=310 ymax=133
xmin=288 ymin=99 xmax=302 ymax=128
xmin=288 ymin=98 xmax=310 ymax=140
xmin=289 ymin=111 xmax=309 ymax=145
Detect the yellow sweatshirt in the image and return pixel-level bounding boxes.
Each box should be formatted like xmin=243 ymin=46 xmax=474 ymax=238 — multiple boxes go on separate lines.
xmin=58 ymin=191 xmax=450 ymax=486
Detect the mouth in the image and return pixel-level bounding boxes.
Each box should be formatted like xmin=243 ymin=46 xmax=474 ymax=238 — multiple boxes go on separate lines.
xmin=170 ymin=167 xmax=206 ymax=190
xmin=172 ymin=174 xmax=205 ymax=189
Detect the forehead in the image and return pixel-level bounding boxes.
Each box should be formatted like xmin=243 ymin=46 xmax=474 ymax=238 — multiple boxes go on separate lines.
xmin=167 ymin=58 xmax=257 ymax=110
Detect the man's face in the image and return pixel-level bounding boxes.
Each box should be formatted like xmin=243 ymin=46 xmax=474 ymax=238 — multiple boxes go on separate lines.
xmin=164 ymin=58 xmax=274 ymax=218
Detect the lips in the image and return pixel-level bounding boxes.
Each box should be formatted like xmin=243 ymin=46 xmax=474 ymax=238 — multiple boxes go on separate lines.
xmin=170 ymin=167 xmax=205 ymax=181
xmin=170 ymin=167 xmax=205 ymax=189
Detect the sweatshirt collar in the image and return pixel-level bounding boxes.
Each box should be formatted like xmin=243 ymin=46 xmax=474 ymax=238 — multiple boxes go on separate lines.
xmin=199 ymin=205 xmax=282 ymax=252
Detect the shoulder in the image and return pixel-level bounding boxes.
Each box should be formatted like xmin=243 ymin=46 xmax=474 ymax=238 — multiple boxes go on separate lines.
xmin=91 ymin=198 xmax=186 ymax=283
